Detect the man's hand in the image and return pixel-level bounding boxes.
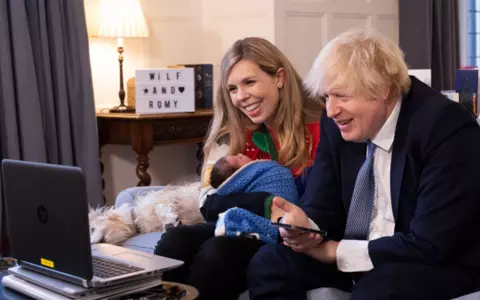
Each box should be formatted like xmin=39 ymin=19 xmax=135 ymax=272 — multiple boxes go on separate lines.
xmin=305 ymin=240 xmax=339 ymax=264
xmin=270 ymin=198 xmax=285 ymax=222
xmin=272 ymin=197 xmax=323 ymax=251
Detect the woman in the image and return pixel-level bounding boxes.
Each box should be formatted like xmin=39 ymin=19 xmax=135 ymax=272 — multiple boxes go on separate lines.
xmin=154 ymin=37 xmax=324 ymax=300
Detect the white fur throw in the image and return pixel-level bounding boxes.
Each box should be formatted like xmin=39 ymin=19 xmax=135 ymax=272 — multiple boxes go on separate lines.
xmin=89 ymin=181 xmax=204 ymax=245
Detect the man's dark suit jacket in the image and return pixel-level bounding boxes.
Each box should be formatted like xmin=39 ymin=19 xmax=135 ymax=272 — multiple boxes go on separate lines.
xmin=302 ymin=76 xmax=480 ymax=270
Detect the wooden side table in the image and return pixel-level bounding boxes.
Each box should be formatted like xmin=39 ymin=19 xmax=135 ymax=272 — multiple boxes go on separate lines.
xmin=97 ymin=109 xmax=213 ymax=189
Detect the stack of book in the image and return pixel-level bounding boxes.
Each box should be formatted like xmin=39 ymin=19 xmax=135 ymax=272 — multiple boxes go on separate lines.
xmin=168 ymin=64 xmax=214 ymax=110
xmin=454 ymin=67 xmax=479 ymax=117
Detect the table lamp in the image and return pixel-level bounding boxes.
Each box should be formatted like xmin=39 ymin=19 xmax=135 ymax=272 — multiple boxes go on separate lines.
xmin=96 ymin=0 xmax=149 ymax=113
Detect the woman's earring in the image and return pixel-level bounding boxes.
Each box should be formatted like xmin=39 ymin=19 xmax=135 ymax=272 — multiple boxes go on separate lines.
xmin=277 ymin=84 xmax=283 ymax=89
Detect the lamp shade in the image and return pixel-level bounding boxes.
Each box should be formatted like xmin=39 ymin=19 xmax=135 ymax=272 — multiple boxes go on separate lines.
xmin=96 ymin=0 xmax=149 ymax=38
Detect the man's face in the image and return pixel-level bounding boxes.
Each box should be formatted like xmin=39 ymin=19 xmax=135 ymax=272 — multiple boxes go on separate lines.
xmin=225 ymin=153 xmax=253 ymax=169
xmin=324 ymin=88 xmax=395 ymax=142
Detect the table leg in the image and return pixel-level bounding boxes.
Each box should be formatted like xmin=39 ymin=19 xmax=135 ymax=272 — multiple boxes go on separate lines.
xmin=100 ymin=148 xmax=106 ymax=199
xmin=97 ymin=118 xmax=107 ymax=203
xmin=131 ymin=121 xmax=154 ymax=186
xmin=196 ymin=142 xmax=204 ymax=176
xmin=136 ymin=153 xmax=151 ymax=186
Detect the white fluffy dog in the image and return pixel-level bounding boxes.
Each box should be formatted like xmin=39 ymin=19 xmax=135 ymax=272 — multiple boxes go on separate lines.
xmin=89 ymin=182 xmax=204 ymax=245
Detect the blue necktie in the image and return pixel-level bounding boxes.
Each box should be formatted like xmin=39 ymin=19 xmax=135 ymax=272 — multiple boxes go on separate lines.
xmin=344 ymin=141 xmax=376 ymax=240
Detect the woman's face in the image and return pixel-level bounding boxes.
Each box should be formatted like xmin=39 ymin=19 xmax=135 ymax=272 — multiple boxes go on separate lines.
xmin=227 ymin=59 xmax=284 ymax=126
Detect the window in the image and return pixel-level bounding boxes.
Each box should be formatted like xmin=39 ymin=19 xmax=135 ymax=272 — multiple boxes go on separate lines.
xmin=468 ymin=0 xmax=480 ymax=66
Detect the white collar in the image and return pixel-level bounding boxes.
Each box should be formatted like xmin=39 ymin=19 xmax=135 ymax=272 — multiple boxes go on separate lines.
xmin=371 ymin=98 xmax=402 ymax=152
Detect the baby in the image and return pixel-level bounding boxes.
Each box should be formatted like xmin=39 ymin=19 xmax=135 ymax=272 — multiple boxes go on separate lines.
xmin=210 ymin=153 xmax=298 ymax=202
xmin=209 ymin=154 xmax=298 ymax=244
xmin=210 ymin=153 xmax=253 ymax=189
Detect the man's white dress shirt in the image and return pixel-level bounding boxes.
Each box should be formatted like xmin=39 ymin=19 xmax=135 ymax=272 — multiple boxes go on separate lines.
xmin=312 ymin=99 xmax=402 ymax=272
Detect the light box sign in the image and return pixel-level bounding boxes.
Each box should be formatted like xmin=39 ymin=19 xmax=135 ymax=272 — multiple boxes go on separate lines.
xmin=135 ymin=68 xmax=195 ymax=114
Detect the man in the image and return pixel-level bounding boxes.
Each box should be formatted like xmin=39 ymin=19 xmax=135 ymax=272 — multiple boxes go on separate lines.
xmin=248 ymin=29 xmax=480 ymax=299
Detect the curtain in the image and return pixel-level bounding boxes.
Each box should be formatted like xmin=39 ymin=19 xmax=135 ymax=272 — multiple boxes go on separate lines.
xmin=399 ymin=0 xmax=432 ymax=70
xmin=431 ymin=0 xmax=460 ymax=90
xmin=0 ymin=0 xmax=103 ymax=256
xmin=399 ymin=0 xmax=460 ymax=91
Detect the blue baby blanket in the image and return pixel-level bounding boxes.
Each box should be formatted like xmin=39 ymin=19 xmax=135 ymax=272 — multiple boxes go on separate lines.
xmin=216 ymin=160 xmax=298 ymax=203
xmin=215 ymin=160 xmax=298 ymax=243
xmin=215 ymin=207 xmax=279 ymax=244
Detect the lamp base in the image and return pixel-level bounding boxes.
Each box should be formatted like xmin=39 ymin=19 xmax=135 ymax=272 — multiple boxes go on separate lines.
xmin=109 ymin=104 xmax=135 ymax=113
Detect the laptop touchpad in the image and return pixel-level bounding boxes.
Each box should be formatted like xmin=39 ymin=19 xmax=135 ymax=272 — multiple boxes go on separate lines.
xmin=113 ymin=253 xmax=153 ymax=266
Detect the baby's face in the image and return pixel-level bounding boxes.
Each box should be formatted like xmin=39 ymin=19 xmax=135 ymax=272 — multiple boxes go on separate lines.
xmin=225 ymin=154 xmax=252 ymax=168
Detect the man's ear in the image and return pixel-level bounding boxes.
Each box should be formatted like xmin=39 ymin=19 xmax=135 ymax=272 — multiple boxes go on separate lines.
xmin=383 ymin=87 xmax=391 ymax=101
xmin=276 ymin=68 xmax=285 ymax=89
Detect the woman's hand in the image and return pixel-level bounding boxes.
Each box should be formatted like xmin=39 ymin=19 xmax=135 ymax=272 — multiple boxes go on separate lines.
xmin=272 ymin=197 xmax=323 ymax=252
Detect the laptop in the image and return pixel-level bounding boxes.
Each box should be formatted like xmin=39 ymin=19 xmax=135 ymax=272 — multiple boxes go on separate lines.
xmin=2 ymin=272 xmax=166 ymax=300
xmin=1 ymin=159 xmax=183 ymax=288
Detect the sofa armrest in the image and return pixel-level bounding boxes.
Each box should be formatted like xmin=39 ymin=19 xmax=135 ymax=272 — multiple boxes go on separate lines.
xmin=115 ymin=186 xmax=164 ymax=208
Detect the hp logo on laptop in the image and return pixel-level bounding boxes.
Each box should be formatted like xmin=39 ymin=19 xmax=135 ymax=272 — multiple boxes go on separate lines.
xmin=37 ymin=206 xmax=48 ymax=224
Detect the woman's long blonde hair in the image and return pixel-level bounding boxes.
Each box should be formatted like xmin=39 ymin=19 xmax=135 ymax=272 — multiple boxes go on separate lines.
xmin=204 ymin=37 xmax=324 ymax=173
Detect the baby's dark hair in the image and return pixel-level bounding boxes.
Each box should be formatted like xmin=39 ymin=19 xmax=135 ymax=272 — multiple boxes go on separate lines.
xmin=210 ymin=157 xmax=237 ymax=189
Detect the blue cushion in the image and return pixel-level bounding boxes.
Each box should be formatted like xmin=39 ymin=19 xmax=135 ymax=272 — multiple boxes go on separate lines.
xmin=121 ymin=232 xmax=163 ymax=254
xmin=115 ymin=186 xmax=164 ymax=208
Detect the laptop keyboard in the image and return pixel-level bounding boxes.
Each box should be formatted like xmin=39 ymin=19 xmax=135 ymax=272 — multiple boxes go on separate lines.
xmin=92 ymin=256 xmax=144 ymax=278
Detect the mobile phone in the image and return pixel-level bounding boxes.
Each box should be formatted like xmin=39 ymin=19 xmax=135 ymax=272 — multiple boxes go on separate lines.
xmin=271 ymin=222 xmax=328 ymax=237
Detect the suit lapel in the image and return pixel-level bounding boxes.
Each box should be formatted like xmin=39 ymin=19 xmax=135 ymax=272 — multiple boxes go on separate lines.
xmin=390 ymin=139 xmax=406 ymax=221
xmin=390 ymin=85 xmax=416 ymax=220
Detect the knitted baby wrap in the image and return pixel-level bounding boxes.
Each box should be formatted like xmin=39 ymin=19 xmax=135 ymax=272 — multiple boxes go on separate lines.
xmin=215 ymin=160 xmax=298 ymax=244
xmin=216 ymin=160 xmax=298 ymax=202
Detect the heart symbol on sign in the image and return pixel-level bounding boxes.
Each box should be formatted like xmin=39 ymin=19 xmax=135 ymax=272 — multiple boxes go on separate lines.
xmin=179 ymin=87 xmax=185 ymax=93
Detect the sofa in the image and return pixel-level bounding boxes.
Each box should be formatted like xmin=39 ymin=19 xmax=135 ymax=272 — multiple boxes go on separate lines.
xmin=115 ymin=185 xmax=480 ymax=300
